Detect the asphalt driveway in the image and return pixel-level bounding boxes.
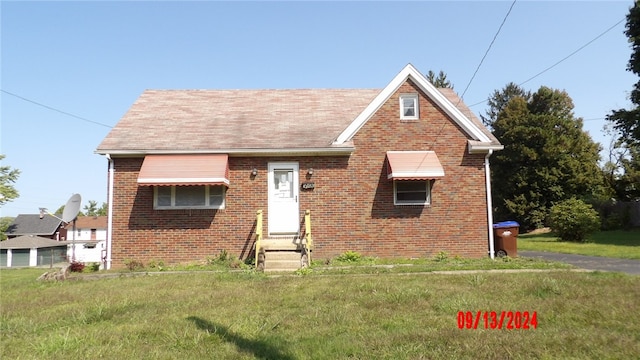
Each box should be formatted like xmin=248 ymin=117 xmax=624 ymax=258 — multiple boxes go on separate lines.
xmin=520 ymin=251 xmax=640 ymax=275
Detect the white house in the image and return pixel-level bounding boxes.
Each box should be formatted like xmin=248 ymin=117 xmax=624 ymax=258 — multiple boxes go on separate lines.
xmin=64 ymin=216 xmax=107 ymax=264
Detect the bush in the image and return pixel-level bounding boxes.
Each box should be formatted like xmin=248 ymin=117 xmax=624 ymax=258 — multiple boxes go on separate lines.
xmin=69 ymin=261 xmax=85 ymax=272
xmin=123 ymin=259 xmax=145 ymax=271
xmin=549 ymin=198 xmax=601 ymax=242
xmin=335 ymin=251 xmax=362 ymax=263
xmin=84 ymin=262 xmax=100 ymax=272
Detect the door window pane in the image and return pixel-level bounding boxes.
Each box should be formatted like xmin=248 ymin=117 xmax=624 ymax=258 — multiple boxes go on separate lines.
xmin=273 ymin=170 xmax=293 ymax=198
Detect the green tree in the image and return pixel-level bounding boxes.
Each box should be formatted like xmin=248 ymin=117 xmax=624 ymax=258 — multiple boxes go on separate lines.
xmin=0 ymin=216 xmax=14 ymax=241
xmin=602 ymin=127 xmax=640 ymax=201
xmin=83 ymin=200 xmax=107 ymax=216
xmin=481 ymin=82 xmax=530 ymax=129
xmin=491 ymin=87 xmax=604 ymax=230
xmin=607 ymin=1 xmax=640 ymax=146
xmin=0 ymin=155 xmax=20 ymax=207
xmin=549 ymin=198 xmax=601 ymax=242
xmin=425 ymin=70 xmax=453 ymax=88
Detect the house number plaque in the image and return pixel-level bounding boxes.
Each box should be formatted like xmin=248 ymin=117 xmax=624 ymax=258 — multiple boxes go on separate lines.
xmin=301 ymin=182 xmax=315 ymax=190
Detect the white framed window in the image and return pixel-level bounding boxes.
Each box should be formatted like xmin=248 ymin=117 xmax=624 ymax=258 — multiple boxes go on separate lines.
xmin=154 ymin=185 xmax=225 ymax=210
xmin=394 ymin=180 xmax=430 ymax=205
xmin=400 ymin=94 xmax=419 ymax=120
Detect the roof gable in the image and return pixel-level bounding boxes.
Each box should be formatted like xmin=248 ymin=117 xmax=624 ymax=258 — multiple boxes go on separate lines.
xmin=333 ymin=64 xmax=502 ymax=152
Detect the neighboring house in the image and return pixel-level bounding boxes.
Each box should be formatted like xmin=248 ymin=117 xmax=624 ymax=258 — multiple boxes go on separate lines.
xmin=0 ymin=235 xmax=68 ymax=267
xmin=63 ymin=216 xmax=107 ymax=264
xmin=96 ymin=64 xmax=503 ymax=270
xmin=5 ymin=214 xmax=67 ymax=241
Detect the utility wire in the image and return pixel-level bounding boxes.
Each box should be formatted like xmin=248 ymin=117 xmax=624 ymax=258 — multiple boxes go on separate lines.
xmin=458 ymin=0 xmax=517 ymax=103
xmin=0 ymin=89 xmax=113 ymax=128
xmin=468 ymin=17 xmax=626 ymax=108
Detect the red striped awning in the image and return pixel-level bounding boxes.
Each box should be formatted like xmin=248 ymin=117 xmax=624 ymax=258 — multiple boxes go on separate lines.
xmin=386 ymin=151 xmax=445 ymax=180
xmin=137 ymin=154 xmax=229 ymax=186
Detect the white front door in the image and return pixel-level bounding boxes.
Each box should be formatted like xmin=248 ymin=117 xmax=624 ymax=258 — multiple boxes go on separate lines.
xmin=268 ymin=162 xmax=300 ymax=234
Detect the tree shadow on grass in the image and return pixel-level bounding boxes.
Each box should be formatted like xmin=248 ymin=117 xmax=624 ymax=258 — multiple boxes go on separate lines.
xmin=186 ymin=316 xmax=295 ymax=360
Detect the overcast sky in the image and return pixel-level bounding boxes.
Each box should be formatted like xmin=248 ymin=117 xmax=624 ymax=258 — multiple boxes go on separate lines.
xmin=1 ymin=1 xmax=635 ymax=218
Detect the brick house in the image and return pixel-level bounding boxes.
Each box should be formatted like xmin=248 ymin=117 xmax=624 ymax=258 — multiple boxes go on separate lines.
xmin=96 ymin=64 xmax=503 ymax=270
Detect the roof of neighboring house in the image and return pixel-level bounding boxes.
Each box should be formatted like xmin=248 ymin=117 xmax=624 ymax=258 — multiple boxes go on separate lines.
xmin=5 ymin=214 xmax=64 ymax=237
xmin=0 ymin=235 xmax=68 ymax=249
xmin=96 ymin=64 xmax=501 ymax=155
xmin=63 ymin=216 xmax=107 ymax=230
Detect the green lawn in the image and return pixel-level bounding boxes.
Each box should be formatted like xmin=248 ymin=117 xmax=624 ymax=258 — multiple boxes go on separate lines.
xmin=2 ymin=267 xmax=639 ymax=359
xmin=518 ymin=229 xmax=640 ymax=259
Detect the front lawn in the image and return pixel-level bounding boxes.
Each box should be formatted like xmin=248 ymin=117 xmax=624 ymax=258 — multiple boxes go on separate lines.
xmin=1 ymin=268 xmax=639 ymax=359
xmin=518 ymin=229 xmax=640 ymax=259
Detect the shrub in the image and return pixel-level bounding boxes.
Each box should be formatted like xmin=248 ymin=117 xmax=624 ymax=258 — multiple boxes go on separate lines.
xmin=84 ymin=262 xmax=100 ymax=272
xmin=434 ymin=251 xmax=449 ymax=262
xmin=548 ymin=198 xmax=601 ymax=242
xmin=123 ymin=259 xmax=145 ymax=271
xmin=335 ymin=251 xmax=362 ymax=263
xmin=69 ymin=261 xmax=85 ymax=272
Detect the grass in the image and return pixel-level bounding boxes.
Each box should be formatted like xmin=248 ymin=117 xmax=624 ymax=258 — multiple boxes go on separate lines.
xmin=2 ymin=265 xmax=640 ymax=359
xmin=518 ymin=229 xmax=640 ymax=259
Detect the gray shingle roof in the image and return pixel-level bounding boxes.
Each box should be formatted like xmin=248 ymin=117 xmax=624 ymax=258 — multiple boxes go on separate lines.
xmin=0 ymin=235 xmax=68 ymax=249
xmin=97 ymin=89 xmax=381 ymax=153
xmin=5 ymin=214 xmax=63 ymax=236
xmin=96 ymin=86 xmax=500 ymax=154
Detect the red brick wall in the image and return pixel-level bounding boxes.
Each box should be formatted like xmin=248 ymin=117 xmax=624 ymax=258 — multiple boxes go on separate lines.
xmin=109 ymin=80 xmax=490 ymax=267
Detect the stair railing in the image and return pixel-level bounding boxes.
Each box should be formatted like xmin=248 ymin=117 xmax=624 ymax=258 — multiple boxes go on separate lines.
xmin=303 ymin=210 xmax=313 ymax=265
xmin=255 ymin=210 xmax=264 ymax=270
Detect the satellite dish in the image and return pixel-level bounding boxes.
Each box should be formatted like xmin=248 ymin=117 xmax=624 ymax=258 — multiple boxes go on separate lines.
xmin=62 ymin=194 xmax=82 ymax=223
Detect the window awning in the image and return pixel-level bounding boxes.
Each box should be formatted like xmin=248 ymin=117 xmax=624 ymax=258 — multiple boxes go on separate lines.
xmin=386 ymin=151 xmax=445 ymax=180
xmin=137 ymin=154 xmax=230 ymax=186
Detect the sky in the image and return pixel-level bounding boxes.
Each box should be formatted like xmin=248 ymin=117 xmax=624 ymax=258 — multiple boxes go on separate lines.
xmin=0 ymin=0 xmax=636 ymax=218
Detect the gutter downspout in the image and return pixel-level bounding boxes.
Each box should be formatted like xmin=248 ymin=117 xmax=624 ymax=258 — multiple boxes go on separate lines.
xmin=106 ymin=154 xmax=114 ymax=270
xmin=485 ymin=150 xmax=496 ymax=260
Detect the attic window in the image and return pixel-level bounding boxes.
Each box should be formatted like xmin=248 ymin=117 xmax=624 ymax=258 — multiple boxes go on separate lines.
xmin=400 ymin=94 xmax=419 ymax=120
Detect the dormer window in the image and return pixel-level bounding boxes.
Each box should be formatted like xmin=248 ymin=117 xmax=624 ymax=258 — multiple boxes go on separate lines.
xmin=400 ymin=94 xmax=419 ymax=120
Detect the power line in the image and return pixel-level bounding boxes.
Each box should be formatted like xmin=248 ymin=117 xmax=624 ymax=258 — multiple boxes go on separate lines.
xmin=458 ymin=0 xmax=517 ymax=103
xmin=0 ymin=89 xmax=113 ymax=128
xmin=468 ymin=16 xmax=626 ymax=109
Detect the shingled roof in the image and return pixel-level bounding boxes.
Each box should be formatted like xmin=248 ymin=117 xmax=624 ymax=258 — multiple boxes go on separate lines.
xmin=5 ymin=214 xmax=63 ymax=237
xmin=0 ymin=235 xmax=68 ymax=249
xmin=63 ymin=216 xmax=107 ymax=230
xmin=96 ymin=65 xmax=501 ymax=156
xmin=97 ymin=89 xmax=380 ymax=154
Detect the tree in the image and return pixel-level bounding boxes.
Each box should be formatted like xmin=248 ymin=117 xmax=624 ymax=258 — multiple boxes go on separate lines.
xmin=83 ymin=200 xmax=108 ymax=217
xmin=607 ymin=2 xmax=640 ymax=146
xmin=602 ymin=126 xmax=640 ymax=201
xmin=0 ymin=154 xmax=20 ymax=207
xmin=425 ymin=70 xmax=453 ymax=88
xmin=0 ymin=217 xmax=14 ymax=241
xmin=481 ymin=82 xmax=530 ymax=129
xmin=491 ymin=86 xmax=604 ymax=230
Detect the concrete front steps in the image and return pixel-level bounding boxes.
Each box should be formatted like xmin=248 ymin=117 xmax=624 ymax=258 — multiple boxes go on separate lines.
xmin=259 ymin=236 xmax=308 ymax=272
xmin=264 ymin=250 xmax=304 ymax=272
